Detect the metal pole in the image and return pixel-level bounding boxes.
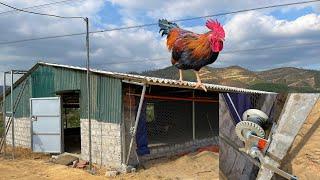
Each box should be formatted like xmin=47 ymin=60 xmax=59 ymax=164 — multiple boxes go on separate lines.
xmin=84 ymin=17 xmax=92 ymax=171
xmin=2 ymin=73 xmax=6 ymax=156
xmin=226 ymin=93 xmax=242 ymax=122
xmin=192 ymin=91 xmax=195 ymax=140
xmin=126 ymin=84 xmax=146 ymax=165
xmin=0 ymin=76 xmax=28 ymax=154
xmin=10 ymin=71 xmax=14 ymax=159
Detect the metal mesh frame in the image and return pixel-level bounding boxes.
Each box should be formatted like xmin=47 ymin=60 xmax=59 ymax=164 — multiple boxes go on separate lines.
xmin=195 ymin=102 xmax=219 ymax=139
xmin=145 ymin=99 xmax=219 ymax=146
xmin=250 ymin=94 xmax=266 ymax=109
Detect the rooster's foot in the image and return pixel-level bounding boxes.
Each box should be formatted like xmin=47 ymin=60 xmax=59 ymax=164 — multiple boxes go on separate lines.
xmin=194 ymin=82 xmax=207 ymax=92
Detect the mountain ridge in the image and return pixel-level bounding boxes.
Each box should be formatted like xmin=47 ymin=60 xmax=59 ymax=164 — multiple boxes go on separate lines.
xmin=140 ymin=66 xmax=320 ymax=92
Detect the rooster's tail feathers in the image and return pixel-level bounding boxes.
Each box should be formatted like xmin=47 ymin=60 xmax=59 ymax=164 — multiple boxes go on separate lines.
xmin=158 ymin=19 xmax=179 ymax=36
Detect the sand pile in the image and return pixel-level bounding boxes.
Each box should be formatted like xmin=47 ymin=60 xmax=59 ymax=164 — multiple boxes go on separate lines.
xmin=118 ymin=151 xmax=219 ymax=180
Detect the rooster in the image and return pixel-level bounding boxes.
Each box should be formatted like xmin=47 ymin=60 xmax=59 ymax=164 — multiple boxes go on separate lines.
xmin=159 ymin=19 xmax=225 ymax=91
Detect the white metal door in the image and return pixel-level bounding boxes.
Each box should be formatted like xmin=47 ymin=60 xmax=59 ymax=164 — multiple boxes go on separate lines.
xmin=30 ymin=97 xmax=62 ymax=153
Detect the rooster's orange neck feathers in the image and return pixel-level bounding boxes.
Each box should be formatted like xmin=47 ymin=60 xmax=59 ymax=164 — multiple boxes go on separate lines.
xmin=166 ymin=29 xmax=212 ymax=59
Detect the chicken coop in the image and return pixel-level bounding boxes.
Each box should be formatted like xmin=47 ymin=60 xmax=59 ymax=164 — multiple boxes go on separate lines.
xmin=0 ymin=62 xmax=271 ymax=168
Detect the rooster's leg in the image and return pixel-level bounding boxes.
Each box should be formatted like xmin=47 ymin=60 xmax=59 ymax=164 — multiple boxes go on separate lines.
xmin=194 ymin=71 xmax=207 ymax=92
xmin=178 ymin=69 xmax=183 ymax=82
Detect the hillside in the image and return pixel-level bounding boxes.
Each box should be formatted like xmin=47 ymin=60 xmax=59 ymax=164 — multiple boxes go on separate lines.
xmin=140 ymin=66 xmax=320 ymax=92
xmin=257 ymin=67 xmax=320 ymax=89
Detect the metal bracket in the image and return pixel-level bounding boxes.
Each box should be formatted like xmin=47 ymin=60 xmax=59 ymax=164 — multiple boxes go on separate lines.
xmin=31 ymin=116 xmax=37 ymax=122
xmin=240 ymin=134 xmax=298 ymax=180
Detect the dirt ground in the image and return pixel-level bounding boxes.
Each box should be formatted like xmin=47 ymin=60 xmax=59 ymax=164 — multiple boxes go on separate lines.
xmin=281 ymin=99 xmax=320 ymax=180
xmin=0 ymin=147 xmax=219 ymax=180
xmin=117 ymin=151 xmax=219 ymax=180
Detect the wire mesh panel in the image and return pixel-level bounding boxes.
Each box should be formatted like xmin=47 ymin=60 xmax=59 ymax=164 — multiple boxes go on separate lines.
xmin=250 ymin=94 xmax=266 ymax=109
xmin=123 ymin=84 xmax=220 ymax=151
xmin=145 ymin=98 xmax=219 ymax=146
xmin=195 ymin=102 xmax=219 ymax=139
xmin=146 ymin=100 xmax=193 ymax=146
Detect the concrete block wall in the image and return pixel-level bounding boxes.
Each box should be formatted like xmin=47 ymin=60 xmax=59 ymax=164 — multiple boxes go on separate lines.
xmin=141 ymin=137 xmax=219 ymax=161
xmin=80 ymin=119 xmax=122 ymax=168
xmin=5 ymin=117 xmax=31 ymax=148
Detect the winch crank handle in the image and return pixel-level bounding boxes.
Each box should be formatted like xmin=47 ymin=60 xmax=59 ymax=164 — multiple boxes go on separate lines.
xmin=249 ymin=148 xmax=298 ymax=180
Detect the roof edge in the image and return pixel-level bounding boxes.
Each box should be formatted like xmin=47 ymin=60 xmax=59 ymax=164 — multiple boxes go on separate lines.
xmin=37 ymin=62 xmax=275 ymax=94
xmin=0 ymin=61 xmax=276 ymax=101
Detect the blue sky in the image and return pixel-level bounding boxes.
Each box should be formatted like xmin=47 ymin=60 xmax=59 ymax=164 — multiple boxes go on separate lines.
xmin=99 ymin=1 xmax=313 ymax=31
xmin=271 ymin=6 xmax=314 ymax=20
xmin=0 ymin=0 xmax=320 ymax=85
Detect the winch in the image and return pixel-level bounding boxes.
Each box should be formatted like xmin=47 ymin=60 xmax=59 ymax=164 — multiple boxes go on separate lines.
xmin=235 ymin=109 xmax=298 ymax=180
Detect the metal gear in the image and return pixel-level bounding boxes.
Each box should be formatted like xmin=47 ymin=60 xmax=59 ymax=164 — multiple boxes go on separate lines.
xmin=235 ymin=121 xmax=265 ymax=141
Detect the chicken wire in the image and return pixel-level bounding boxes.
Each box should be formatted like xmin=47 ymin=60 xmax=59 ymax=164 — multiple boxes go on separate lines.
xmin=250 ymin=94 xmax=266 ymax=109
xmin=145 ymin=99 xmax=219 ymax=146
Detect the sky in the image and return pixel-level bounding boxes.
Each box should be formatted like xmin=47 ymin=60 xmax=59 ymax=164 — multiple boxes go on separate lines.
xmin=0 ymin=0 xmax=320 ymax=85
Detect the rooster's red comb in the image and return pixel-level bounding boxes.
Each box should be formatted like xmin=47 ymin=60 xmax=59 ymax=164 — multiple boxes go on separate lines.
xmin=206 ymin=19 xmax=225 ymax=38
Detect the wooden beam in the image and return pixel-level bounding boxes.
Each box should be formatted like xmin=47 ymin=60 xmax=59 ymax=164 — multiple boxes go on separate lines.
xmin=257 ymin=93 xmax=320 ymax=180
xmin=126 ymin=93 xmax=218 ymax=103
xmin=261 ymin=94 xmax=277 ymax=115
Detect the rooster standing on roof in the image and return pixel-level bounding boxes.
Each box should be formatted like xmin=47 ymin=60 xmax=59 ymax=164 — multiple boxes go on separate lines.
xmin=159 ymin=19 xmax=225 ymax=92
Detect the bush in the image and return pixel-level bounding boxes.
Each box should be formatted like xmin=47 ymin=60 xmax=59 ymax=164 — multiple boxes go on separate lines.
xmin=249 ymin=83 xmax=290 ymax=92
xmin=249 ymin=83 xmax=320 ymax=93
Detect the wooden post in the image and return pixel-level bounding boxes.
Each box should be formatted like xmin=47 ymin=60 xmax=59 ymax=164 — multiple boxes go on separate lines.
xmin=126 ymin=84 xmax=146 ymax=165
xmin=261 ymin=94 xmax=277 ymax=115
xmin=257 ymin=93 xmax=320 ymax=180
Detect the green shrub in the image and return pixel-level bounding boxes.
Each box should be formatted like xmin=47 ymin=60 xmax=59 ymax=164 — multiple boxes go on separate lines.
xmin=249 ymin=83 xmax=290 ymax=92
xmin=249 ymin=83 xmax=320 ymax=93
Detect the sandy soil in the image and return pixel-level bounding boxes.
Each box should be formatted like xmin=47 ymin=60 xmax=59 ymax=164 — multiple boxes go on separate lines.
xmin=0 ymin=147 xmax=105 ymax=180
xmin=117 ymin=151 xmax=220 ymax=180
xmin=281 ymin=99 xmax=320 ymax=180
xmin=0 ymin=158 xmax=106 ymax=180
xmin=0 ymin=147 xmax=219 ymax=180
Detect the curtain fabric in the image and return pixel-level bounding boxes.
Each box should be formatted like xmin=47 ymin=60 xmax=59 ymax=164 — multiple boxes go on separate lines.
xmin=223 ymin=93 xmax=253 ymax=124
xmin=135 ymin=100 xmax=150 ymax=156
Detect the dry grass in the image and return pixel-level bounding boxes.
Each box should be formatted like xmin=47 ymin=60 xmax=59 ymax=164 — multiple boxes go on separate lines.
xmin=2 ymin=146 xmax=50 ymax=160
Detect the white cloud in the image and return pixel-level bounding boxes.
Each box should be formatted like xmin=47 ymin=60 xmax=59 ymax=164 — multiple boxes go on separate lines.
xmin=221 ymin=12 xmax=320 ymax=70
xmin=0 ymin=0 xmax=320 ymax=86
xmin=109 ymin=0 xmax=320 ymax=20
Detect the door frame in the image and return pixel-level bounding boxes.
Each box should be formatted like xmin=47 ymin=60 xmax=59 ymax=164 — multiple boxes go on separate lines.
xmin=30 ymin=97 xmax=63 ymax=153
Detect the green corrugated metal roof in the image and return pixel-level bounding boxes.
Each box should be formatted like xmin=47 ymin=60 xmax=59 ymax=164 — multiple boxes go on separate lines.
xmin=37 ymin=62 xmax=275 ymax=94
xmin=3 ymin=64 xmax=122 ymax=123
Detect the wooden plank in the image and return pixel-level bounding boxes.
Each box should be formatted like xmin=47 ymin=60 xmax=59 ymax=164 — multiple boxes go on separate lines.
xmin=219 ymin=94 xmax=258 ymax=180
xmin=126 ymin=93 xmax=218 ymax=103
xmin=261 ymin=94 xmax=277 ymax=115
xmin=257 ymin=93 xmax=320 ymax=180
